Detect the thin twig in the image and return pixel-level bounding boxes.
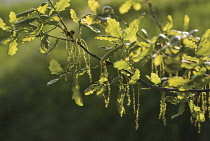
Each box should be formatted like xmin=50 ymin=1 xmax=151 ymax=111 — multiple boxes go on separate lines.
xmin=77 ymin=41 xmax=210 ymax=93
xmin=145 ymin=0 xmax=163 ymax=32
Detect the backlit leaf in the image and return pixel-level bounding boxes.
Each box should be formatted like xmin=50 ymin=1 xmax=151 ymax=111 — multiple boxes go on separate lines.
xmin=72 ymin=74 xmax=83 ymax=106
xmin=133 ymin=2 xmax=141 ymax=11
xmin=83 ymin=25 xmax=100 ymax=33
xmin=151 ymin=73 xmax=161 ymax=85
xmin=124 ymin=19 xmax=140 ymax=41
xmin=114 ymin=60 xmax=130 ymax=70
xmin=163 ymin=15 xmax=173 ymax=31
xmin=106 ymin=18 xmax=122 ymax=38
xmin=95 ymin=35 xmax=119 ymax=41
xmin=49 ymin=59 xmax=63 ymax=75
xmin=70 ymin=9 xmax=79 ymax=22
xmin=0 ymin=18 xmax=9 ymax=30
xmin=168 ymin=77 xmax=190 ymax=87
xmin=8 ymin=39 xmax=18 ymax=56
xmin=184 ymin=15 xmax=190 ymax=30
xmin=88 ymin=0 xmax=100 ymax=14
xmin=129 ymin=69 xmax=140 ymax=84
xmin=9 ymin=11 xmax=17 ymax=23
xmin=37 ymin=3 xmax=48 ymax=14
xmin=54 ymin=0 xmax=71 ymax=12
xmin=196 ymin=29 xmax=210 ymax=56
xmin=119 ymin=0 xmax=132 ymax=14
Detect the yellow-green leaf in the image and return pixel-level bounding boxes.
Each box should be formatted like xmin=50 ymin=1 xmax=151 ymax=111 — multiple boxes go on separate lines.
xmin=168 ymin=77 xmax=190 ymax=87
xmin=133 ymin=2 xmax=141 ymax=11
xmin=54 ymin=0 xmax=71 ymax=12
xmin=37 ymin=3 xmax=48 ymax=14
xmin=70 ymin=9 xmax=79 ymax=22
xmin=9 ymin=11 xmax=16 ymax=23
xmin=88 ymin=0 xmax=100 ymax=14
xmin=163 ymin=15 xmax=173 ymax=31
xmin=49 ymin=59 xmax=63 ymax=74
xmin=196 ymin=29 xmax=210 ymax=56
xmin=95 ymin=35 xmax=119 ymax=41
xmin=8 ymin=39 xmax=18 ymax=56
xmin=72 ymin=74 xmax=83 ymax=106
xmin=124 ymin=19 xmax=140 ymax=41
xmin=119 ymin=0 xmax=132 ymax=14
xmin=184 ymin=15 xmax=189 ymax=30
xmin=129 ymin=69 xmax=140 ymax=84
xmin=0 ymin=18 xmax=9 ymax=30
xmin=114 ymin=60 xmax=130 ymax=70
xmin=106 ymin=18 xmax=122 ymax=38
xmin=151 ymin=73 xmax=161 ymax=85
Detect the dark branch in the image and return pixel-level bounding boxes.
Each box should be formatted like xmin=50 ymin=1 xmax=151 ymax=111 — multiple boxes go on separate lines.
xmin=77 ymin=41 xmax=210 ymax=93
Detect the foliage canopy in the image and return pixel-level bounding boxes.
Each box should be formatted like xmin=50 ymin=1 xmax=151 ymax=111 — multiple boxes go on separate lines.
xmin=0 ymin=0 xmax=210 ymax=133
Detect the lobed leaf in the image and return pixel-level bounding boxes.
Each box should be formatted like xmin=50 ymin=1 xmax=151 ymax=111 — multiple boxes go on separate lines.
xmin=8 ymin=39 xmax=18 ymax=56
xmin=106 ymin=18 xmax=122 ymax=38
xmin=163 ymin=15 xmax=173 ymax=32
xmin=119 ymin=0 xmax=132 ymax=14
xmin=49 ymin=59 xmax=63 ymax=75
xmin=150 ymin=73 xmax=161 ymax=85
xmin=9 ymin=11 xmax=17 ymax=23
xmin=70 ymin=9 xmax=79 ymax=22
xmin=124 ymin=19 xmax=140 ymax=41
xmin=196 ymin=29 xmax=210 ymax=56
xmin=54 ymin=0 xmax=71 ymax=12
xmin=0 ymin=18 xmax=9 ymax=30
xmin=88 ymin=0 xmax=100 ymax=14
xmin=37 ymin=2 xmax=49 ymax=14
xmin=129 ymin=69 xmax=140 ymax=84
xmin=168 ymin=77 xmax=190 ymax=87
xmin=114 ymin=60 xmax=130 ymax=70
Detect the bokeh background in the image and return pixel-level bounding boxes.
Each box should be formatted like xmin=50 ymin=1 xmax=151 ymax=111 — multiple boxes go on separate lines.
xmin=1 ymin=0 xmax=210 ymax=141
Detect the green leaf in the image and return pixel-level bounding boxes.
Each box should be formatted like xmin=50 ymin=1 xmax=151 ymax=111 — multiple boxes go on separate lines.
xmin=150 ymin=73 xmax=161 ymax=85
xmin=106 ymin=18 xmax=122 ymax=38
xmin=72 ymin=74 xmax=83 ymax=106
xmin=163 ymin=15 xmax=173 ymax=31
xmin=54 ymin=0 xmax=71 ymax=12
xmin=0 ymin=18 xmax=9 ymax=30
xmin=124 ymin=19 xmax=140 ymax=41
xmin=49 ymin=59 xmax=63 ymax=75
xmin=9 ymin=11 xmax=17 ymax=23
xmin=84 ymin=84 xmax=100 ymax=95
xmin=119 ymin=0 xmax=132 ymax=14
xmin=8 ymin=39 xmax=18 ymax=56
xmin=70 ymin=9 xmax=79 ymax=22
xmin=88 ymin=0 xmax=100 ymax=14
xmin=114 ymin=60 xmax=130 ymax=70
xmin=37 ymin=2 xmax=48 ymax=14
xmin=196 ymin=29 xmax=210 ymax=56
xmin=168 ymin=77 xmax=190 ymax=87
xmin=184 ymin=15 xmax=190 ymax=30
xmin=95 ymin=35 xmax=119 ymax=41
xmin=129 ymin=69 xmax=140 ymax=84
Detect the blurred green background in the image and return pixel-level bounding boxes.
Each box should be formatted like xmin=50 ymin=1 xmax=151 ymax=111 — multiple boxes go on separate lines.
xmin=0 ymin=0 xmax=210 ymax=141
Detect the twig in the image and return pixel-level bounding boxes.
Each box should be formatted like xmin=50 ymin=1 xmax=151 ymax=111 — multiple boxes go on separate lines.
xmin=145 ymin=0 xmax=163 ymax=32
xmin=77 ymin=41 xmax=210 ymax=93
